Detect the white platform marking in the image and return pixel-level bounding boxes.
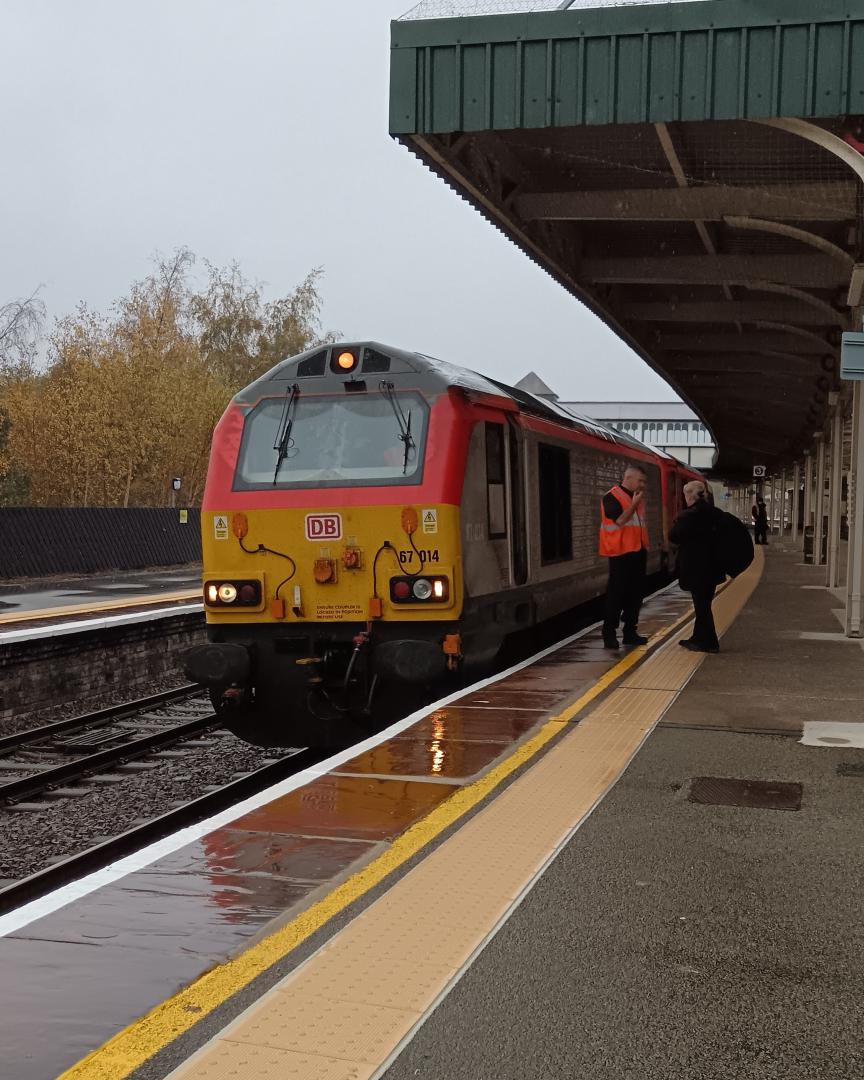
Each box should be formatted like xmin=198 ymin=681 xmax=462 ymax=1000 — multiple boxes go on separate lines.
xmin=800 ymin=722 xmax=864 ymax=748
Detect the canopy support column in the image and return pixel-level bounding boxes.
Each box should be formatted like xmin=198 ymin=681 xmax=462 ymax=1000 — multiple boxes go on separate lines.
xmin=814 ymin=434 xmax=827 ymax=566
xmin=803 ymin=451 xmax=813 ymax=535
xmin=780 ymin=469 xmax=787 ymax=537
xmin=846 ymin=383 xmax=864 ymax=634
xmin=827 ymin=406 xmax=844 ymax=588
xmin=791 ymin=461 xmax=801 ymax=544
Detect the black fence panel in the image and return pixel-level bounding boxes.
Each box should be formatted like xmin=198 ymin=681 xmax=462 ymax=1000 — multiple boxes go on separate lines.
xmin=0 ymin=509 xmax=202 ymax=579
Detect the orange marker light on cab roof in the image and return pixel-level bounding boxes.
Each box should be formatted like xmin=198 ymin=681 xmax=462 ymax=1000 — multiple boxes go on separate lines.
xmin=401 ymin=507 xmax=419 ymax=535
xmin=337 ymin=350 xmax=357 ymax=371
xmin=232 ymin=512 xmax=248 ymax=539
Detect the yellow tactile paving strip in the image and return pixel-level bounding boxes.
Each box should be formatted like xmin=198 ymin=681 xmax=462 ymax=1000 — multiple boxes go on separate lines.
xmin=0 ymin=589 xmax=201 ymax=625
xmin=165 ymin=555 xmax=762 ymax=1080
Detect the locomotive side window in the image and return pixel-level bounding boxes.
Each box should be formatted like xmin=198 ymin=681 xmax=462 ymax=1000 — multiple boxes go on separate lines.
xmin=538 ymin=442 xmax=572 ymax=564
xmin=485 ymin=423 xmax=507 ymax=539
xmin=233 ymin=392 xmax=429 ymax=490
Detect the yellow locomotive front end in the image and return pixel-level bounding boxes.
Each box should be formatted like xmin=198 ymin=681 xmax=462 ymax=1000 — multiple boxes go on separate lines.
xmin=183 ymin=342 xmax=476 ymax=747
xmin=200 ymin=503 xmax=461 ymax=632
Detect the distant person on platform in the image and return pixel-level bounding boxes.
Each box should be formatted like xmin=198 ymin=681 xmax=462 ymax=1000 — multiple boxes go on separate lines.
xmin=599 ymin=464 xmax=649 ymax=649
xmin=752 ymin=498 xmax=769 ymax=545
xmin=670 ymin=480 xmax=726 ymax=653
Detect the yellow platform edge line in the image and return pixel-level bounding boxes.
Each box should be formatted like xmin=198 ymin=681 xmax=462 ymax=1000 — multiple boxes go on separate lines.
xmin=57 ymin=584 xmax=738 ymax=1080
xmin=0 ymin=589 xmax=201 ymax=626
xmin=174 ymin=557 xmax=764 ymax=1080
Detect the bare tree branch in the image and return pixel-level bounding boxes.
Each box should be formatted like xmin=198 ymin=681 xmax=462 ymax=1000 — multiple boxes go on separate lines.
xmin=0 ymin=288 xmax=46 ymax=371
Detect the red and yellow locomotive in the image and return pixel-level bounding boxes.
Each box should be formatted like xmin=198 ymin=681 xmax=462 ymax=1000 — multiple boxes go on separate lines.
xmin=184 ymin=342 xmax=701 ymax=747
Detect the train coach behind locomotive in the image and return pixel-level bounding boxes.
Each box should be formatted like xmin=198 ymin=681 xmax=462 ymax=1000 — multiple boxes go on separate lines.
xmin=184 ymin=342 xmax=701 ymax=747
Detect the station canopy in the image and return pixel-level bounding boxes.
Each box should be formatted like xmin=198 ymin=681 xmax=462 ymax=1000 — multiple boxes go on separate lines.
xmin=390 ymin=0 xmax=864 ymax=475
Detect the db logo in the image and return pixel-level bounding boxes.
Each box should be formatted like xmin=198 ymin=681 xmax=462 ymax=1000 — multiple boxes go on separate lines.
xmin=305 ymin=513 xmax=342 ymax=541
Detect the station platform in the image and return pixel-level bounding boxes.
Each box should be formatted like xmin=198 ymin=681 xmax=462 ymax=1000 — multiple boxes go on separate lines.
xmin=3 ymin=544 xmax=861 ymax=1079
xmin=0 ymin=568 xmax=202 ymax=639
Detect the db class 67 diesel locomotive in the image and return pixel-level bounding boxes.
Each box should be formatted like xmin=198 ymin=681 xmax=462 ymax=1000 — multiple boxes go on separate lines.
xmin=183 ymin=341 xmax=702 ymax=748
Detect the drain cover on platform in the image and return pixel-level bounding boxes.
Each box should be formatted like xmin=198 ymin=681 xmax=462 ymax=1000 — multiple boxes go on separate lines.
xmin=688 ymin=777 xmax=802 ymax=811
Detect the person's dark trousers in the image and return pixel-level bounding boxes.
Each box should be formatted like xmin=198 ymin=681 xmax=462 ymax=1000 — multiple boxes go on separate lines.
xmin=690 ymin=581 xmax=719 ymax=648
xmin=754 ymin=524 xmax=768 ymax=544
xmin=603 ymin=549 xmax=647 ymax=639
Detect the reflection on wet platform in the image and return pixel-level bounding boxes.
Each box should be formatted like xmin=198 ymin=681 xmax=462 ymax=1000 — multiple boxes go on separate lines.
xmin=232 ymin=774 xmax=456 ymax=841
xmin=337 ymin=737 xmax=517 ymax=780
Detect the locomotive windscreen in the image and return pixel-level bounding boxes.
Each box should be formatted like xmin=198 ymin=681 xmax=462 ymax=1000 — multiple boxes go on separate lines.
xmin=233 ymin=392 xmax=430 ymax=489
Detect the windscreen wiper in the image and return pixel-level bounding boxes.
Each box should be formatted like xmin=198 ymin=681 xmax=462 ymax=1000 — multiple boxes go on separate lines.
xmin=272 ymin=383 xmax=299 ymax=485
xmin=401 ymin=410 xmax=413 ymax=474
xmin=380 ymin=381 xmax=415 ymax=475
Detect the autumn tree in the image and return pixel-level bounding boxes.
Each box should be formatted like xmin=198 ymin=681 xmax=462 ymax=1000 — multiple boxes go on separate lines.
xmin=0 ymin=289 xmax=44 ymax=502
xmin=190 ymin=263 xmax=337 ymax=389
xmin=0 ymin=405 xmax=30 ymax=505
xmin=2 ymin=252 xmax=334 ymax=507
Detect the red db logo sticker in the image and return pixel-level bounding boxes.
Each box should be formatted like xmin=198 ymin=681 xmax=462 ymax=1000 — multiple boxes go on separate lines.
xmin=305 ymin=514 xmax=342 ymax=541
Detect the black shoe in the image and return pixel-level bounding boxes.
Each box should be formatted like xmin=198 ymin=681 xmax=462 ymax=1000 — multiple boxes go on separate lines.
xmin=679 ymin=638 xmax=693 ymax=647
xmin=622 ymin=632 xmax=648 ymax=646
xmin=602 ymin=636 xmax=620 ymax=649
xmin=680 ymin=640 xmax=719 ymax=654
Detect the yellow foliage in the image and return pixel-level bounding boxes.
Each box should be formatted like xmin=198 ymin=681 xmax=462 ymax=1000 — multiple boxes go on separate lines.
xmin=1 ymin=252 xmax=331 ymax=507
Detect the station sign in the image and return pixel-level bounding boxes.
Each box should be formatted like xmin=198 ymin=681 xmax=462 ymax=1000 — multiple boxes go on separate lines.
xmin=753 ymin=465 xmax=766 ymax=478
xmin=841 ymin=332 xmax=864 ymax=380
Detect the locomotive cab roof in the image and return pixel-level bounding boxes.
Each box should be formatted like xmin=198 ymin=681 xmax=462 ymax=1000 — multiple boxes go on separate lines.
xmin=236 ymin=341 xmax=659 ymax=456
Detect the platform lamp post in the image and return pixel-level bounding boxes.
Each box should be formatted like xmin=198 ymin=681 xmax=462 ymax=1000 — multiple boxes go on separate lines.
xmin=171 ymin=476 xmax=181 ymax=509
xmin=791 ymin=461 xmax=801 ymax=544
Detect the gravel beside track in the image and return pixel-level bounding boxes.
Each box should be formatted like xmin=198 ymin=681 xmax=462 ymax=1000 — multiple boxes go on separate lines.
xmin=0 ymin=689 xmax=279 ymax=882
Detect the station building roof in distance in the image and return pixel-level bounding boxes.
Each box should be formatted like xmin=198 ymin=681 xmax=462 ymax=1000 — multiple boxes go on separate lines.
xmin=390 ymin=0 xmax=864 ymax=478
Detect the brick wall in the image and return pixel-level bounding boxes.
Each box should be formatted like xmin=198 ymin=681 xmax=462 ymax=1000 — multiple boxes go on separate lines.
xmin=0 ymin=613 xmax=206 ymax=725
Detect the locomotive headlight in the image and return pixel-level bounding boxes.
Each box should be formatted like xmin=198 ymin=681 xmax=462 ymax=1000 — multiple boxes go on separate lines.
xmin=412 ymin=578 xmax=433 ymax=600
xmin=204 ymin=579 xmax=262 ymax=608
xmin=389 ymin=574 xmax=449 ymax=604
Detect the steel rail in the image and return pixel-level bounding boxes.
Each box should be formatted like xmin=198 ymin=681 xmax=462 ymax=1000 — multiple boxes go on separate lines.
xmin=0 ymin=684 xmax=202 ymax=755
xmin=0 ymin=713 xmax=219 ymax=804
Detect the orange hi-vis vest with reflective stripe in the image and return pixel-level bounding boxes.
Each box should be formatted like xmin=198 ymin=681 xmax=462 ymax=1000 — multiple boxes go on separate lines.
xmin=598 ymin=485 xmax=649 ymax=557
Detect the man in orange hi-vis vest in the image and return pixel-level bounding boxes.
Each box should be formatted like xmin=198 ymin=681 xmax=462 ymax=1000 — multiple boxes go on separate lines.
xmin=599 ymin=463 xmax=649 ymax=649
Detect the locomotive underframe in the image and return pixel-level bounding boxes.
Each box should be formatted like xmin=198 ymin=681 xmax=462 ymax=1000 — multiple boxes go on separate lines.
xmin=185 ymin=568 xmax=619 ymax=748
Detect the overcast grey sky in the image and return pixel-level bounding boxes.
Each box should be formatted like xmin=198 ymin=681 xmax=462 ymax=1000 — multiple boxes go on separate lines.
xmin=0 ymin=0 xmax=675 ymax=402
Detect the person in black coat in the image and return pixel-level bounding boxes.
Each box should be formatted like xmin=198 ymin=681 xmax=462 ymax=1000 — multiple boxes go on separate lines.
xmin=752 ymin=498 xmax=768 ymax=545
xmin=669 ymin=480 xmax=726 ymax=653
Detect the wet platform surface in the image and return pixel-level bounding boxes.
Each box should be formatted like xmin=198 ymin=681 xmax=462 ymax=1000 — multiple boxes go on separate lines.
xmin=0 ymin=567 xmax=202 ymax=631
xmin=0 ymin=585 xmax=691 ymax=1079
xmin=381 ymin=545 xmax=864 ymax=1080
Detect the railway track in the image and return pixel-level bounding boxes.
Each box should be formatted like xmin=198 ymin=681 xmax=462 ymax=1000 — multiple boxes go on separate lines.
xmin=0 ymin=747 xmax=324 ymax=916
xmin=0 ymin=685 xmax=221 ymax=807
